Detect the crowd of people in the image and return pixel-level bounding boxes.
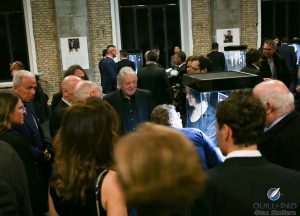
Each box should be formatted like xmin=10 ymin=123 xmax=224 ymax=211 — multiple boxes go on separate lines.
xmin=1 ymin=38 xmax=300 ymax=215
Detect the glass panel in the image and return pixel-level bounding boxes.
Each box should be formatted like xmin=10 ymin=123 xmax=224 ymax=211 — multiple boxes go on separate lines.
xmin=0 ymin=15 xmax=11 ymax=80
xmin=136 ymin=8 xmax=150 ymax=53
xmin=224 ymin=50 xmax=246 ymax=71
xmin=120 ymin=8 xmax=135 ymax=49
xmin=275 ymin=2 xmax=286 ymax=37
xmin=261 ymin=1 xmax=273 ymax=38
xmin=9 ymin=12 xmax=29 ymax=68
xmin=289 ymin=2 xmax=300 ymax=39
xmin=185 ymin=87 xmax=233 ymax=147
xmin=166 ymin=4 xmax=181 ymax=67
xmin=152 ymin=7 xmax=165 ymax=66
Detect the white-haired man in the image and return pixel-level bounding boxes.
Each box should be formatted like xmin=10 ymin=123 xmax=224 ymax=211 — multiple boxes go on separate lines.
xmin=104 ymin=66 xmax=154 ymax=133
xmin=253 ymin=80 xmax=300 ymax=172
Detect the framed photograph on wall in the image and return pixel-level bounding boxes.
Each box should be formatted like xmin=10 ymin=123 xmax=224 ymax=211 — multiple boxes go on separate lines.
xmin=60 ymin=37 xmax=89 ymax=70
xmin=216 ymin=28 xmax=240 ymax=52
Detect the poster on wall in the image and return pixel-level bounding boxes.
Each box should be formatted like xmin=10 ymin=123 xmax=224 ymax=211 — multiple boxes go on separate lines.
xmin=216 ymin=28 xmax=240 ymax=52
xmin=60 ymin=37 xmax=89 ymax=70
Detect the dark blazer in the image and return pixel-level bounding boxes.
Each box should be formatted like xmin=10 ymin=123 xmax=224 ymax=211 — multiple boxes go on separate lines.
xmin=260 ymin=53 xmax=291 ymax=86
xmin=277 ymin=44 xmax=297 ymax=74
xmin=49 ymin=99 xmax=69 ymax=138
xmin=137 ymin=63 xmax=172 ymax=106
xmin=11 ymin=102 xmax=51 ymax=163
xmin=0 ymin=141 xmax=32 ymax=216
xmin=0 ymin=131 xmax=48 ymax=215
xmin=99 ymin=57 xmax=117 ymax=93
xmin=207 ymin=51 xmax=226 ymax=71
xmin=32 ymin=77 xmax=50 ymax=123
xmin=11 ymin=102 xmax=53 ymax=192
xmin=104 ymin=89 xmax=154 ymax=133
xmin=241 ymin=64 xmax=264 ymax=81
xmin=191 ymin=156 xmax=300 ymax=216
xmin=117 ymin=58 xmax=135 ymax=73
xmin=50 ymin=91 xmax=62 ymax=112
xmin=258 ymin=111 xmax=300 ymax=172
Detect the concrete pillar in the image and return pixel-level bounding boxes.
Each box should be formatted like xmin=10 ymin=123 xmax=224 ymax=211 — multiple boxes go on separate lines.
xmin=210 ymin=0 xmax=241 ymax=42
xmin=54 ymin=0 xmax=93 ymax=79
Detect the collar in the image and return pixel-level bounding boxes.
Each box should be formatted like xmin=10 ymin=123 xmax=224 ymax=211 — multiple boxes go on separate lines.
xmin=251 ymin=63 xmax=260 ymax=70
xmin=146 ymin=61 xmax=157 ymax=65
xmin=120 ymin=90 xmax=135 ymax=101
xmin=226 ymin=150 xmax=261 ymax=160
xmin=264 ymin=113 xmax=288 ymax=132
xmin=62 ymin=97 xmax=71 ymax=106
xmin=178 ymin=63 xmax=185 ymax=68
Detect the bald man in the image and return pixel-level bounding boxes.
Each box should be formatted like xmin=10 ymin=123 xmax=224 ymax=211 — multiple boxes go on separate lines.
xmin=49 ymin=75 xmax=81 ymax=138
xmin=253 ymin=80 xmax=300 ymax=171
xmin=73 ymin=80 xmax=102 ymax=102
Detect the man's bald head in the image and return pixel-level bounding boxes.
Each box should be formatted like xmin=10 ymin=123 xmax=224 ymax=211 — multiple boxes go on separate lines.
xmin=253 ymin=80 xmax=294 ymax=126
xmin=61 ymin=75 xmax=81 ymax=104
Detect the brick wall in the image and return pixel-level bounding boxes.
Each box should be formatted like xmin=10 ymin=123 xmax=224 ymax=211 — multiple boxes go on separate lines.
xmin=191 ymin=0 xmax=212 ymax=56
xmin=87 ymin=0 xmax=113 ymax=84
xmin=29 ymin=0 xmax=258 ymax=97
xmin=240 ymin=0 xmax=258 ymax=49
xmin=31 ymin=0 xmax=61 ymax=97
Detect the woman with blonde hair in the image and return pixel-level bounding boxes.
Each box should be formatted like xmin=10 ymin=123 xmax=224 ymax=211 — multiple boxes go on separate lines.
xmin=49 ymin=97 xmax=127 ymax=216
xmin=115 ymin=123 xmax=205 ymax=216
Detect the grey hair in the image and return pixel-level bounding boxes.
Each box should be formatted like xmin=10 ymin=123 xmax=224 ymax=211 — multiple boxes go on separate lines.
xmin=13 ymin=70 xmax=35 ymax=86
xmin=74 ymin=80 xmax=102 ymax=101
xmin=117 ymin=66 xmax=137 ymax=88
xmin=257 ymin=86 xmax=294 ymax=116
xmin=150 ymin=104 xmax=176 ymax=126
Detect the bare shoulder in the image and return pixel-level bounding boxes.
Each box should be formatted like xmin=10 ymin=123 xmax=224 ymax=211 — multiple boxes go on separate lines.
xmin=101 ymin=170 xmax=127 ymax=216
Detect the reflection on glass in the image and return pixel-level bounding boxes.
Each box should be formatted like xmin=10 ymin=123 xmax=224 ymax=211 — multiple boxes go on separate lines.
xmin=185 ymin=88 xmax=232 ymax=146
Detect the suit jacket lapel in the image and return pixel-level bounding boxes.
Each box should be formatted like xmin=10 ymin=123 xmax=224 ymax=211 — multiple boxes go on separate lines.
xmin=24 ymin=103 xmax=39 ymax=133
xmin=134 ymin=90 xmax=144 ymax=121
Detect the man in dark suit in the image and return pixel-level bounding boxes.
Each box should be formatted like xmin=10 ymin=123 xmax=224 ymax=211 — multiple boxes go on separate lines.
xmin=10 ymin=61 xmax=50 ymax=123
xmin=169 ymin=50 xmax=186 ymax=87
xmin=117 ymin=50 xmax=135 ymax=73
xmin=99 ymin=44 xmax=118 ymax=93
xmin=169 ymin=51 xmax=187 ymax=116
xmin=11 ymin=70 xmax=53 ymax=203
xmin=253 ymin=80 xmax=300 ymax=172
xmin=277 ymin=37 xmax=298 ymax=88
xmin=260 ymin=39 xmax=291 ymax=86
xmin=241 ymin=48 xmax=269 ymax=81
xmin=49 ymin=75 xmax=81 ymax=138
xmin=0 ymin=141 xmax=32 ymax=216
xmin=191 ymin=90 xmax=300 ymax=216
xmin=207 ymin=43 xmax=226 ymax=71
xmin=137 ymin=50 xmax=172 ymax=106
xmin=104 ymin=66 xmax=154 ymax=133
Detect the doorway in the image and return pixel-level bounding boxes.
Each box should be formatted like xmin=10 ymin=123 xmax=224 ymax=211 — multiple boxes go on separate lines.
xmin=119 ymin=0 xmax=181 ymax=68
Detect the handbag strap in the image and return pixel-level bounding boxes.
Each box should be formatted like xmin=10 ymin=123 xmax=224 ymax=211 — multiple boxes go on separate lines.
xmin=95 ymin=169 xmax=108 ymax=216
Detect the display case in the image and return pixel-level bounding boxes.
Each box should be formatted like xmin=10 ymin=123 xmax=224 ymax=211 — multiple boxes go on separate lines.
xmin=183 ymin=71 xmax=260 ymax=146
xmin=127 ymin=50 xmax=143 ymax=72
xmin=288 ymin=40 xmax=300 ymax=66
xmin=224 ymin=45 xmax=247 ymax=71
